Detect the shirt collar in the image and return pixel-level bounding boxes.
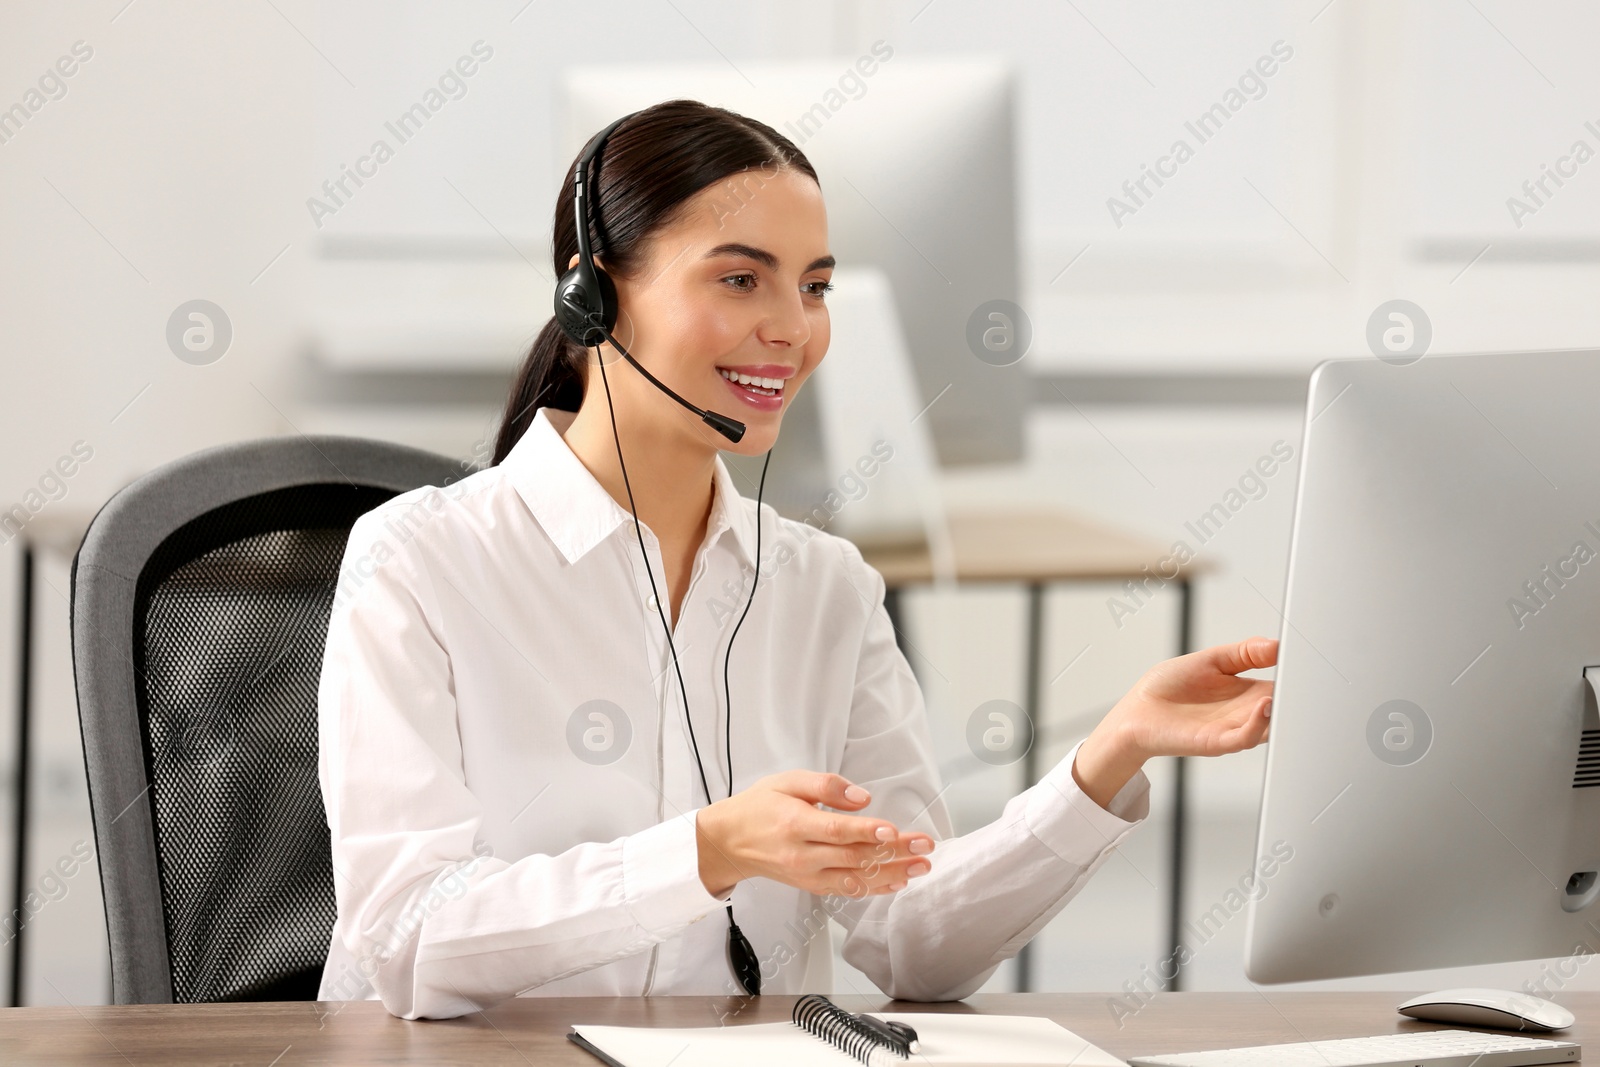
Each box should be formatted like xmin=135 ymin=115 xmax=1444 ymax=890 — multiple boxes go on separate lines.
xmin=501 ymin=406 xmax=757 ymax=568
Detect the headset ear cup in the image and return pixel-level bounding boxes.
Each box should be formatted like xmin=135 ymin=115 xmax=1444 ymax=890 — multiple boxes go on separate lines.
xmin=553 ymin=265 xmax=594 ymax=346
xmin=553 ymin=267 xmax=583 ymax=344
xmin=553 ymin=262 xmax=621 ymax=347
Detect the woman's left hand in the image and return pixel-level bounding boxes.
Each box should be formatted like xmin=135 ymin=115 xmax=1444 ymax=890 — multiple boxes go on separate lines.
xmin=1071 ymin=636 xmax=1277 ymax=811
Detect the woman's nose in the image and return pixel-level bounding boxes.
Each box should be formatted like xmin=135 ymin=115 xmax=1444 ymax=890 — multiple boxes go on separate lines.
xmin=759 ymin=290 xmax=812 ymax=348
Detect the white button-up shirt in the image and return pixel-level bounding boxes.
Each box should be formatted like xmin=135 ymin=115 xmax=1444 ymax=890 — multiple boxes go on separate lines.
xmin=316 ymin=406 xmax=1151 ymax=1019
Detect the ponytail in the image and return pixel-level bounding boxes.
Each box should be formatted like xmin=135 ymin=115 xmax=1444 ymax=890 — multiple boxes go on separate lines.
xmin=491 ymin=317 xmax=584 ymax=466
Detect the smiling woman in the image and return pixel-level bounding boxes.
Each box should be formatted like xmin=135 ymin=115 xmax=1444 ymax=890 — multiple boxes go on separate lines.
xmin=491 ymin=100 xmax=829 ymax=466
xmin=315 ymin=98 xmax=1276 ymax=1021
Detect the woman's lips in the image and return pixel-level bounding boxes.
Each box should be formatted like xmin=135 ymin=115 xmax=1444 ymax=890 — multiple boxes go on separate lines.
xmin=717 ymin=368 xmax=785 ymax=412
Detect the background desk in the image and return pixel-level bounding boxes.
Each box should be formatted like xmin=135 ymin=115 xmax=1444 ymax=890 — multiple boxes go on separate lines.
xmin=1 ymin=992 xmax=1590 ymax=1065
xmin=859 ymin=508 xmax=1211 ymax=992
xmin=6 ymin=509 xmax=94 ymax=1007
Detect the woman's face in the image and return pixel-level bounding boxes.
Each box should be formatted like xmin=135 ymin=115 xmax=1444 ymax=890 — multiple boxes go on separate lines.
xmin=580 ymin=166 xmax=833 ymax=456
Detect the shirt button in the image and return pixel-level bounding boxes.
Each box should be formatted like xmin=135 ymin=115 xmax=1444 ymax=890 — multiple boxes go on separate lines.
xmin=646 ymin=594 xmax=659 ymax=612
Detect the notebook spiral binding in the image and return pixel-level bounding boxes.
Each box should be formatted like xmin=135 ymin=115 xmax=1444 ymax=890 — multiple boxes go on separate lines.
xmin=792 ymin=994 xmax=913 ymax=1063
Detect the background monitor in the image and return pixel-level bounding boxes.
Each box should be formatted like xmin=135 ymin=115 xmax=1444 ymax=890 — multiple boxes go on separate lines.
xmin=1245 ymin=349 xmax=1600 ymax=984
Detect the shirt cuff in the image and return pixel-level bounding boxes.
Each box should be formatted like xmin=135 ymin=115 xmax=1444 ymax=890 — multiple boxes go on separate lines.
xmin=620 ymin=809 xmax=728 ymax=933
xmin=1023 ymin=738 xmax=1150 ymax=868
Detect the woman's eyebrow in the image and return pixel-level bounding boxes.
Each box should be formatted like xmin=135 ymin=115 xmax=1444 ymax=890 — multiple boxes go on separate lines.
xmin=703 ymin=242 xmax=835 ymax=273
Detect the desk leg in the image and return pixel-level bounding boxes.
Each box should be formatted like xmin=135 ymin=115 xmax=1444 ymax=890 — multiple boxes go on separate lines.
xmin=1166 ymin=578 xmax=1195 ymax=992
xmin=9 ymin=543 xmax=32 ymax=1007
xmin=1015 ymin=581 xmax=1045 ymax=994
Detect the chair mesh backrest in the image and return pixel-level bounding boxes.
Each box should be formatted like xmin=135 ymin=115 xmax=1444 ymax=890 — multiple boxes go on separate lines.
xmin=133 ymin=481 xmax=393 ymax=1002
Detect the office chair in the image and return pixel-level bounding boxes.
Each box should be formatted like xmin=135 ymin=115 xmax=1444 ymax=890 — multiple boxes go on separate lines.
xmin=70 ymin=436 xmax=464 ymax=1003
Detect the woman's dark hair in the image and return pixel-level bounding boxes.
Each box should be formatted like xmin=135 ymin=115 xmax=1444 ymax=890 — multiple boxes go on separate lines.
xmin=490 ymin=99 xmax=820 ymax=466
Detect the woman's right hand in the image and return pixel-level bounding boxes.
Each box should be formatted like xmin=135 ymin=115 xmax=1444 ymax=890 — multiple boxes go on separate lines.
xmin=695 ymin=771 xmax=935 ymax=899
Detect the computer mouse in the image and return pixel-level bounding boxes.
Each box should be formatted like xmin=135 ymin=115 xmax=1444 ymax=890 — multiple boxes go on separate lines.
xmin=1396 ymin=987 xmax=1575 ymax=1032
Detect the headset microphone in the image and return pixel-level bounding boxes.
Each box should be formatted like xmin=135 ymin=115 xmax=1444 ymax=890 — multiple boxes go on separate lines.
xmin=557 ymin=290 xmax=747 ymax=444
xmin=553 ymin=114 xmax=747 ymax=445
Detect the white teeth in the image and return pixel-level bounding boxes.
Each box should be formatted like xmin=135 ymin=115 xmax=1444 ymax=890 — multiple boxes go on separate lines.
xmin=719 ymin=369 xmax=785 ymax=393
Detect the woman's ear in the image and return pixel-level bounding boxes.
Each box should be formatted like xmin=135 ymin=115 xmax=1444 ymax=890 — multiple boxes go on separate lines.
xmin=567 ymin=253 xmax=610 ymax=274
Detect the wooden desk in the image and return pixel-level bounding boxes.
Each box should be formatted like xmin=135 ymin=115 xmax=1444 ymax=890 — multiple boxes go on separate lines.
xmin=0 ymin=992 xmax=1588 ymax=1065
xmin=858 ymin=509 xmax=1212 ymax=992
xmin=858 ymin=508 xmax=1201 ymax=587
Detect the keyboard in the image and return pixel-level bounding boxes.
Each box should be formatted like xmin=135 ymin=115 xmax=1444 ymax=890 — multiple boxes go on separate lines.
xmin=1128 ymin=1028 xmax=1580 ymax=1066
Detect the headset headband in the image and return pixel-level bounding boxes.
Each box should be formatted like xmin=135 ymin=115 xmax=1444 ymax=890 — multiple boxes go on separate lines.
xmin=571 ymin=111 xmax=637 ymax=269
xmin=558 ymin=109 xmax=747 ymax=444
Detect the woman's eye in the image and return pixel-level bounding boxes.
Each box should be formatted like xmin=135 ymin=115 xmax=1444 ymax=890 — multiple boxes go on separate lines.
xmin=721 ymin=274 xmax=833 ymax=297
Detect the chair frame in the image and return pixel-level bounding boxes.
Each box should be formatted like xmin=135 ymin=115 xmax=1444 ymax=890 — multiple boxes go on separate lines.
xmin=70 ymin=435 xmax=464 ymax=1003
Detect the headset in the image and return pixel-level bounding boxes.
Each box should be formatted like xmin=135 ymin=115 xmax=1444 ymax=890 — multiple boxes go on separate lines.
xmin=555 ymin=110 xmax=769 ymax=997
xmin=554 ymin=111 xmax=747 ymax=444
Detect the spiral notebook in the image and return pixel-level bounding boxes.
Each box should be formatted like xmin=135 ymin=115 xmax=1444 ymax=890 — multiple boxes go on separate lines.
xmin=569 ymin=994 xmax=1128 ymax=1067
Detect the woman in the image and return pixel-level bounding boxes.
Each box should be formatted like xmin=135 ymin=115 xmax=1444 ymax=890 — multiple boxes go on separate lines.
xmin=316 ymin=99 xmax=1275 ymax=1020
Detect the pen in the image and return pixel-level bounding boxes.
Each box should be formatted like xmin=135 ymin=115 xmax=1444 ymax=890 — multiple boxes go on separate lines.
xmin=854 ymin=1013 xmax=921 ymax=1055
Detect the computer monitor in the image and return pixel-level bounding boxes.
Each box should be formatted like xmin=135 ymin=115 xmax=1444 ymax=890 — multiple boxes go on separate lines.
xmin=788 ymin=266 xmax=946 ymax=551
xmin=1245 ymin=348 xmax=1600 ymax=984
xmin=559 ymin=57 xmax=1026 ymax=467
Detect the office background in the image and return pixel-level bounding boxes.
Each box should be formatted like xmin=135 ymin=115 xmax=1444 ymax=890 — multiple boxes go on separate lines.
xmin=2 ymin=0 xmax=1597 ymax=1006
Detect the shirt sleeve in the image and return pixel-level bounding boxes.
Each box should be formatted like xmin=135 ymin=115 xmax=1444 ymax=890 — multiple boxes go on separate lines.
xmin=318 ymin=501 xmax=726 ymax=1020
xmin=826 ymin=541 xmax=1151 ymax=1001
